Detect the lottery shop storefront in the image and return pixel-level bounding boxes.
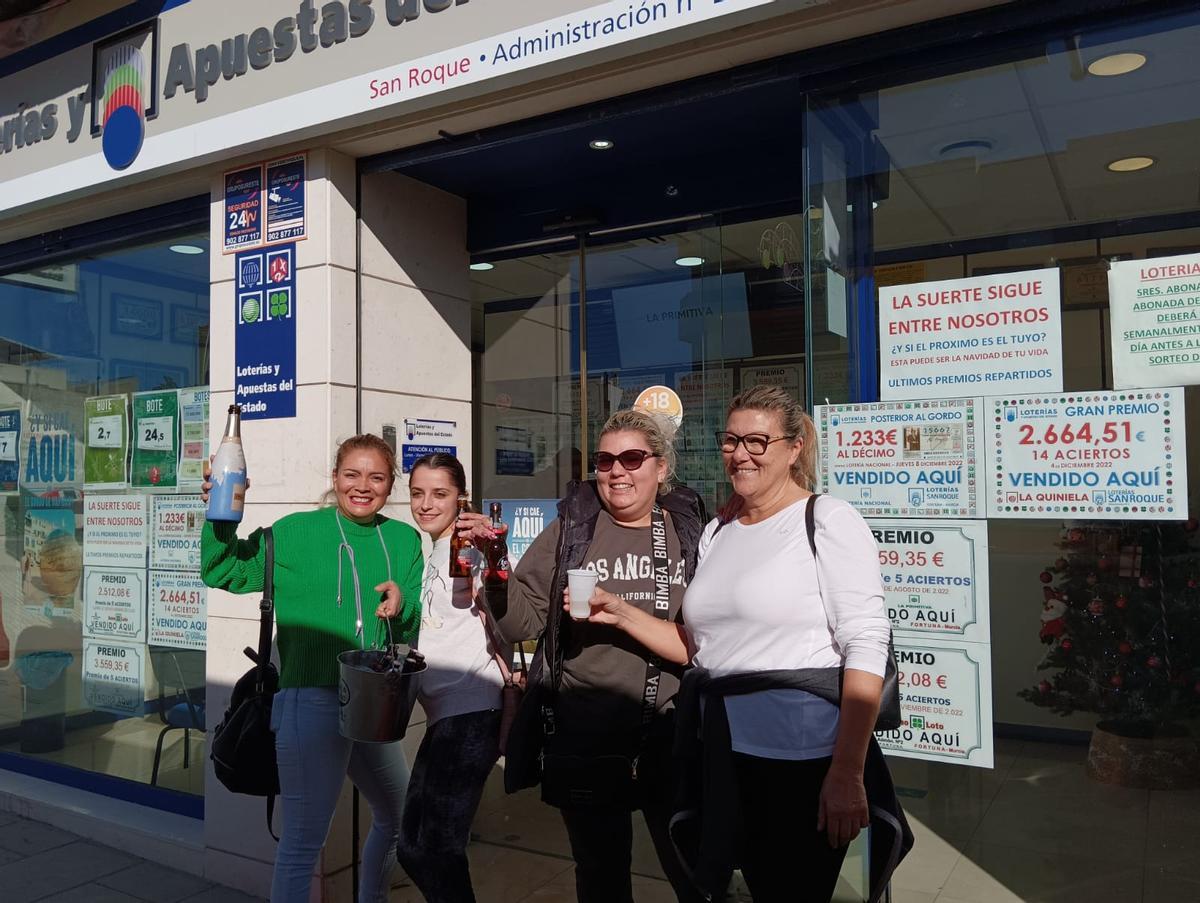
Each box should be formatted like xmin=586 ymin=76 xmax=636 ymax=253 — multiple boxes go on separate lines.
xmin=1 ymin=0 xmax=1198 ymax=900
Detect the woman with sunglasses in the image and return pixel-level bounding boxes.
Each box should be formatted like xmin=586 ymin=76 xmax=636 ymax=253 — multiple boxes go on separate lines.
xmin=578 ymin=385 xmax=906 ymax=903
xmin=462 ymin=408 xmax=707 ymax=903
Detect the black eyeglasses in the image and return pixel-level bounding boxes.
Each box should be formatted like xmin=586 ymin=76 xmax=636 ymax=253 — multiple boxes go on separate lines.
xmin=592 ymin=449 xmax=659 ymax=472
xmin=715 ymin=431 xmax=793 ymax=455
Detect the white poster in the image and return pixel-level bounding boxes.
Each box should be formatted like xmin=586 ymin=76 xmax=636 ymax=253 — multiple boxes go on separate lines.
xmin=879 ymin=268 xmax=1063 ymax=400
xmin=740 ymin=364 xmax=804 ymax=403
xmin=400 ymin=417 xmax=458 ymax=474
xmin=986 ymin=388 xmax=1188 ymax=520
xmin=82 ymin=640 xmax=146 ymax=718
xmin=148 ymin=571 xmax=208 ymax=651
xmin=83 ymin=494 xmax=149 ymax=567
xmin=868 ymin=519 xmax=990 ymax=644
xmin=82 ymin=567 xmax=146 ymax=643
xmin=675 ymin=368 xmax=734 ymax=500
xmin=877 ymin=638 xmax=994 ymax=769
xmin=1107 ymin=255 xmax=1200 ymax=389
xmin=178 ymin=386 xmax=211 ymax=488
xmin=150 ymin=496 xmax=205 ymax=570
xmin=619 ymin=374 xmax=667 ymax=408
xmin=817 ymin=399 xmax=983 ymax=518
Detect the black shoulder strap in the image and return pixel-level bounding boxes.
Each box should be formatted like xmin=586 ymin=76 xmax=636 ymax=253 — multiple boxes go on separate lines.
xmin=539 ymin=516 xmax=571 ymax=738
xmin=255 ymin=528 xmax=275 ymax=690
xmin=260 ymin=528 xmax=279 ymax=842
xmin=805 ymin=493 xmax=820 ymax=558
xmin=640 ymin=504 xmax=670 ymax=731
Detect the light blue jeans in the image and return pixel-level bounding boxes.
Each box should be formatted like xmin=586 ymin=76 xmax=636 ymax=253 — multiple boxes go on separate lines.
xmin=270 ymin=687 xmax=409 ymax=903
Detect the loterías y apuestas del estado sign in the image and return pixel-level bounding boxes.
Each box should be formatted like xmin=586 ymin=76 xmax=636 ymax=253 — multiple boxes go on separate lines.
xmin=162 ymin=0 xmax=444 ymax=104
xmin=0 ymin=0 xmax=780 ymax=212
xmin=1 ymin=0 xmax=471 ymax=172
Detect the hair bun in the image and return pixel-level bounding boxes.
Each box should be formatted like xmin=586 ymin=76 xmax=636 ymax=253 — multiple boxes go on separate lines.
xmin=640 ymin=408 xmax=681 ymax=444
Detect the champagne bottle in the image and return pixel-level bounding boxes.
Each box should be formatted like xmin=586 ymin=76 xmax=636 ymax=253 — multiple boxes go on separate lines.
xmin=484 ymin=502 xmax=510 ymax=591
xmin=207 ymin=405 xmax=247 ymax=523
xmin=448 ymin=495 xmax=473 ymax=577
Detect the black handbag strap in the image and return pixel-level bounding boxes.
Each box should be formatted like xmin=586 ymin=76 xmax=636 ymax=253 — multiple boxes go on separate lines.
xmin=640 ymin=504 xmax=670 ymax=729
xmin=255 ymin=528 xmax=275 ymax=692
xmin=804 ymin=492 xmax=819 ymax=557
xmin=259 ymin=527 xmax=278 ymax=840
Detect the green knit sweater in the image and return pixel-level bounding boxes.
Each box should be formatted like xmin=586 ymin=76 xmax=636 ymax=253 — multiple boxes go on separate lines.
xmin=201 ymin=506 xmax=423 ymax=688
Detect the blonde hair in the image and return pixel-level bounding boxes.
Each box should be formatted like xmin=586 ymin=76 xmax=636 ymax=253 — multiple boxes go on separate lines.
xmin=727 ymin=385 xmax=817 ymax=490
xmin=599 ymin=408 xmax=678 ymax=488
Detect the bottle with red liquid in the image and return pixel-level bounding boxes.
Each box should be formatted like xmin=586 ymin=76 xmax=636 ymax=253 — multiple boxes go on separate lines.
xmin=483 ymin=502 xmax=510 ymax=592
xmin=0 ymin=590 xmax=9 ymax=667
xmin=448 ymin=495 xmax=474 ymax=578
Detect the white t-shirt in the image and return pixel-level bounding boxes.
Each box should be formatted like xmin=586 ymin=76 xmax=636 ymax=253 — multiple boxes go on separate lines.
xmin=415 ymin=537 xmax=505 ymax=725
xmin=684 ymin=496 xmax=890 ymax=760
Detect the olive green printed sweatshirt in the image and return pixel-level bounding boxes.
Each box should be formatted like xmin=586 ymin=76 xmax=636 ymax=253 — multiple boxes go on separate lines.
xmin=201 ymin=506 xmax=424 ymax=689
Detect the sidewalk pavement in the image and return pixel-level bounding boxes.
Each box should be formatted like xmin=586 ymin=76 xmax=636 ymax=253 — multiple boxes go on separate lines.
xmin=0 ymin=811 xmax=262 ymax=903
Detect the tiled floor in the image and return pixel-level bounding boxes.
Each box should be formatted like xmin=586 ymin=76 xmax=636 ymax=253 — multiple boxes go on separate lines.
xmin=430 ymin=736 xmax=1200 ymax=903
xmin=6 ymin=736 xmax=1199 ymax=901
xmin=0 ymin=812 xmax=258 ymax=903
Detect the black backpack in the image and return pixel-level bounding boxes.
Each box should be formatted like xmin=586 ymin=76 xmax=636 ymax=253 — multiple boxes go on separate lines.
xmin=210 ymin=528 xmax=279 ymax=835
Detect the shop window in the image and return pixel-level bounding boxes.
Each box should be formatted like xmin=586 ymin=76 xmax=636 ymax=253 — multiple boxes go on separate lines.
xmin=810 ymin=7 xmax=1200 ymax=901
xmin=0 ymin=229 xmax=209 ymax=801
xmin=475 ymin=213 xmax=816 ymax=518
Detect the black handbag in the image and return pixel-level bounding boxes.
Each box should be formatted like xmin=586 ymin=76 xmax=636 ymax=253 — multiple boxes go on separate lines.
xmin=541 ymin=752 xmax=642 ymax=810
xmin=501 ymin=633 xmax=549 ymax=794
xmin=802 ymin=495 xmax=902 ymax=732
xmin=210 ymin=528 xmax=280 ymax=835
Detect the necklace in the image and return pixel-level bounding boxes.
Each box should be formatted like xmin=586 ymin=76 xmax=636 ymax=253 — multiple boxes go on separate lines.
xmin=334 ymin=511 xmax=393 ymax=647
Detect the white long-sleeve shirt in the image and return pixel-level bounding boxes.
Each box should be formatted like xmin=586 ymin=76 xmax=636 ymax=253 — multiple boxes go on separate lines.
xmin=415 ymin=537 xmax=505 ymax=725
xmin=683 ymin=495 xmax=890 ymax=760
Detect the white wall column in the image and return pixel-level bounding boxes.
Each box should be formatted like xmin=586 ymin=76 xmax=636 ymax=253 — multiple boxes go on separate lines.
xmin=358 ymin=170 xmax=472 ymax=510
xmin=202 ymin=148 xmax=360 ymax=900
xmin=202 ymin=155 xmax=468 ymax=901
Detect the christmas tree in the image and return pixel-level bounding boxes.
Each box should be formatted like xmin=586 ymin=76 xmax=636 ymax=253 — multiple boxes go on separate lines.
xmin=1020 ymin=517 xmax=1200 ymax=733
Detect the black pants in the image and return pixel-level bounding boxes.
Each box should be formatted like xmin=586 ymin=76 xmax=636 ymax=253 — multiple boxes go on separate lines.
xmin=397 ymin=709 xmax=501 ymax=903
xmin=559 ymin=739 xmax=706 ymax=903
xmin=733 ymin=753 xmax=849 ymax=903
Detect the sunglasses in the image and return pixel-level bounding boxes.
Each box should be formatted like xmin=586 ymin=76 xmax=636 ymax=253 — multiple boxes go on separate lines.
xmin=592 ymin=449 xmax=660 ymax=472
xmin=715 ymin=431 xmax=794 ymax=455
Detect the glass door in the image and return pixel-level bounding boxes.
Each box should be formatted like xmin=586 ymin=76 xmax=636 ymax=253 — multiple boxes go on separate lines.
xmin=475 ymin=242 xmax=582 ymax=505
xmin=475 ymin=210 xmax=822 ymax=516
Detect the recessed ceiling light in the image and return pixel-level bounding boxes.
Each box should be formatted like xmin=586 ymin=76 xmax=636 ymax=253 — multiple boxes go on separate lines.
xmin=675 ymin=256 xmax=704 ymax=267
xmin=1107 ymin=156 xmax=1155 ymax=173
xmin=469 ymin=262 xmax=495 ymax=271
xmin=938 ymin=138 xmax=994 ymax=159
xmin=1087 ymin=52 xmax=1146 ymax=77
xmin=169 ymin=244 xmax=204 ymax=255
xmin=589 ymin=139 xmax=614 ymax=151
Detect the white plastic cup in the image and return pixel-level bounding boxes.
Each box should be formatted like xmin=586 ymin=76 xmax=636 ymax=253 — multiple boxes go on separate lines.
xmin=567 ymin=569 xmax=599 ymax=620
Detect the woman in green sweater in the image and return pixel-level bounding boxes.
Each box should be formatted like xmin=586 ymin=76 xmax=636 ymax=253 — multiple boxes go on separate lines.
xmin=201 ymin=434 xmax=423 ymax=903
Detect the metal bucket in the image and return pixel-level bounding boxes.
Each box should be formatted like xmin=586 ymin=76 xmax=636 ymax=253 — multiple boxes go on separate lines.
xmin=337 ymin=644 xmax=426 ymax=743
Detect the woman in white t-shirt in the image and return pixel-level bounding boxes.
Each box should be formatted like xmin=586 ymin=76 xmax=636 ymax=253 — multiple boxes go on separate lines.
xmin=575 ymin=385 xmax=892 ymax=903
xmin=397 ymin=453 xmax=506 ymax=903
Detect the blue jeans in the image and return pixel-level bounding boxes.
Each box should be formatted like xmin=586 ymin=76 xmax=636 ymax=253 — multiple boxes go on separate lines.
xmin=270 ymin=687 xmax=410 ymax=903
